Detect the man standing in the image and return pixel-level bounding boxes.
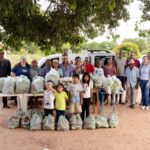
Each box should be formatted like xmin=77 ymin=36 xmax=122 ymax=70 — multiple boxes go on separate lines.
xmin=60 ymin=55 xmax=74 ymax=77
xmin=125 ymin=59 xmax=139 ymax=109
xmin=127 ymin=51 xmax=140 ymax=68
xmin=115 ymin=50 xmax=127 ymax=104
xmin=0 ymin=51 xmax=11 ymax=108
xmin=40 ymin=59 xmax=51 ymax=77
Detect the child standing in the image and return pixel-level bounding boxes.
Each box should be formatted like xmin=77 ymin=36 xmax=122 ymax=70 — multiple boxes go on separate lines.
xmin=67 ymin=74 xmax=83 ymax=114
xmin=55 ymin=83 xmax=68 ymax=123
xmin=81 ymin=72 xmax=93 ymax=120
xmin=43 ymin=81 xmax=55 ymax=116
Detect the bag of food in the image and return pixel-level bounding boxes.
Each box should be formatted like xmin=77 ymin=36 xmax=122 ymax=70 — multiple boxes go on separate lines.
xmin=0 ymin=77 xmax=6 ymax=92
xmin=16 ymin=75 xmax=30 ymax=93
xmin=8 ymin=111 xmax=22 ymax=129
xmin=57 ymin=116 xmax=69 ymax=131
xmin=70 ymin=114 xmax=82 ymax=130
xmin=31 ymin=76 xmax=44 ymax=94
xmin=30 ymin=113 xmax=42 ymax=131
xmin=21 ymin=111 xmax=32 ymax=129
xmin=43 ymin=114 xmax=55 ymax=130
xmin=83 ymin=115 xmax=96 ymax=130
xmin=108 ymin=101 xmax=119 ymax=128
xmin=92 ymin=74 xmax=103 ymax=88
xmin=45 ymin=69 xmax=59 ymax=86
xmin=2 ymin=77 xmax=16 ymax=94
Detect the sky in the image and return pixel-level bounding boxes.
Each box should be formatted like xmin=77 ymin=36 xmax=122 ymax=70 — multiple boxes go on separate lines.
xmin=38 ymin=0 xmax=149 ymax=43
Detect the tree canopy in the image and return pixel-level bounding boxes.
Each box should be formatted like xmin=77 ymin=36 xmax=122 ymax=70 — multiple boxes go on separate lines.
xmin=0 ymin=0 xmax=132 ymax=51
xmin=113 ymin=42 xmax=141 ymax=58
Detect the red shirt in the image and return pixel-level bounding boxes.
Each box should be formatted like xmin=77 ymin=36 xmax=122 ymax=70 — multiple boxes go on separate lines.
xmin=84 ymin=63 xmax=95 ymax=74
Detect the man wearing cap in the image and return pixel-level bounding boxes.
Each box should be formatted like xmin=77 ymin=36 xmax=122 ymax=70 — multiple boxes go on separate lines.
xmin=60 ymin=55 xmax=74 ymax=77
xmin=39 ymin=59 xmax=51 ymax=77
xmin=83 ymin=57 xmax=95 ymax=74
xmin=52 ymin=59 xmax=63 ymax=77
xmin=125 ymin=59 xmax=140 ymax=109
xmin=0 ymin=51 xmax=11 ymax=108
xmin=30 ymin=59 xmax=40 ymax=80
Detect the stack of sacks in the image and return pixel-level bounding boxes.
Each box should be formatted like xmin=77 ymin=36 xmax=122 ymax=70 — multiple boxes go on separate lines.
xmin=45 ymin=69 xmax=59 ymax=86
xmin=0 ymin=77 xmax=6 ymax=92
xmin=92 ymin=74 xmax=103 ymax=88
xmin=111 ymin=76 xmax=123 ymax=94
xmin=15 ymin=75 xmax=30 ymax=94
xmin=2 ymin=77 xmax=16 ymax=94
xmin=31 ymin=76 xmax=44 ymax=94
xmin=59 ymin=77 xmax=72 ymax=88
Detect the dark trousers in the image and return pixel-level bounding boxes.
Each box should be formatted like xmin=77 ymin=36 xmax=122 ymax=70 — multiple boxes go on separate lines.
xmin=81 ymin=98 xmax=91 ymax=120
xmin=3 ymin=97 xmax=7 ymax=106
xmin=44 ymin=109 xmax=53 ymax=117
xmin=56 ymin=110 xmax=65 ymax=123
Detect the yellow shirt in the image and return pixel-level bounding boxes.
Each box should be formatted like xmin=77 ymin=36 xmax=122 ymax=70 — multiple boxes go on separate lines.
xmin=55 ymin=91 xmax=68 ymax=110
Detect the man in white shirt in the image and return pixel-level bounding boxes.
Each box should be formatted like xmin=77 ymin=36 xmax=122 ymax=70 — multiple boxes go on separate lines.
xmin=115 ymin=50 xmax=127 ymax=104
xmin=125 ymin=59 xmax=139 ymax=109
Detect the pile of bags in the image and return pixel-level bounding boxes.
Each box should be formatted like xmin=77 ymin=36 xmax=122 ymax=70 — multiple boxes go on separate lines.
xmin=31 ymin=76 xmax=44 ymax=94
xmin=92 ymin=74 xmax=103 ymax=88
xmin=45 ymin=69 xmax=59 ymax=86
xmin=59 ymin=77 xmax=72 ymax=88
xmin=15 ymin=75 xmax=30 ymax=94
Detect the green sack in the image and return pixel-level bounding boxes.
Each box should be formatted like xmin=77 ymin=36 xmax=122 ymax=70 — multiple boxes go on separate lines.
xmin=95 ymin=115 xmax=109 ymax=128
xmin=70 ymin=114 xmax=82 ymax=130
xmin=8 ymin=111 xmax=22 ymax=129
xmin=30 ymin=113 xmax=42 ymax=131
xmin=84 ymin=115 xmax=96 ymax=130
xmin=57 ymin=116 xmax=69 ymax=131
xmin=43 ymin=114 xmax=55 ymax=130
xmin=21 ymin=111 xmax=32 ymax=129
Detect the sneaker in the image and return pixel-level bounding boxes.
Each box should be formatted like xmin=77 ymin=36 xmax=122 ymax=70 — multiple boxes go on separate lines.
xmin=146 ymin=106 xmax=149 ymax=110
xmin=141 ymin=106 xmax=145 ymax=110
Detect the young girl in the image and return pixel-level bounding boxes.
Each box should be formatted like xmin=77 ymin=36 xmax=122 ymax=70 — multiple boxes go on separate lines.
xmin=55 ymin=83 xmax=68 ymax=123
xmin=81 ymin=73 xmax=93 ymax=120
xmin=43 ymin=81 xmax=55 ymax=116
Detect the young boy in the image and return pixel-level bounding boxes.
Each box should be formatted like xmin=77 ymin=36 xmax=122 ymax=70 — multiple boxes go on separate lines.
xmin=54 ymin=83 xmax=68 ymax=123
xmin=67 ymin=74 xmax=83 ymax=114
xmin=43 ymin=81 xmax=55 ymax=116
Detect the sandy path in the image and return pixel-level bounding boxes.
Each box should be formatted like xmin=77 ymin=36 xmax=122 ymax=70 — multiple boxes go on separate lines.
xmin=1 ymin=97 xmax=150 ymax=150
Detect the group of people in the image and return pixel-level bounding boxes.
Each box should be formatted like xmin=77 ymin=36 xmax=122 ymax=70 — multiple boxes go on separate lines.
xmin=0 ymin=50 xmax=149 ymax=122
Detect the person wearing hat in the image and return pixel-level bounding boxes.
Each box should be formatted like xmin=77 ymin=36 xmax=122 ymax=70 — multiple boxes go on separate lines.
xmin=60 ymin=55 xmax=74 ymax=77
xmin=30 ymin=58 xmax=40 ymax=80
xmin=11 ymin=56 xmax=30 ymax=79
xmin=52 ymin=59 xmax=63 ymax=77
xmin=0 ymin=51 xmax=11 ymax=108
xmin=125 ymin=59 xmax=140 ymax=109
xmin=39 ymin=59 xmax=51 ymax=77
xmin=83 ymin=57 xmax=95 ymax=74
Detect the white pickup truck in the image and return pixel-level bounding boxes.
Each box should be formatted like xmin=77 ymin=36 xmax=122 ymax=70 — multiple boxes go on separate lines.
xmin=38 ymin=50 xmax=115 ymax=68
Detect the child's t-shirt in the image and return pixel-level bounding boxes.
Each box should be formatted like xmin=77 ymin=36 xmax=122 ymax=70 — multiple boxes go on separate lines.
xmin=67 ymin=82 xmax=83 ymax=102
xmin=55 ymin=91 xmax=68 ymax=111
xmin=44 ymin=90 xmax=55 ymax=109
xmin=83 ymin=80 xmax=93 ymax=98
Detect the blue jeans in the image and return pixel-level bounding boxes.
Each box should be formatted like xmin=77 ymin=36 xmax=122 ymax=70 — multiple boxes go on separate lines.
xmin=98 ymin=89 xmax=105 ymax=104
xmin=140 ymin=80 xmax=150 ymax=106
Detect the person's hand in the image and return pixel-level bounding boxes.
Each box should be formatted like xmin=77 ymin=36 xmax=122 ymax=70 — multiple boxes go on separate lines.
xmin=146 ymin=82 xmax=150 ymax=88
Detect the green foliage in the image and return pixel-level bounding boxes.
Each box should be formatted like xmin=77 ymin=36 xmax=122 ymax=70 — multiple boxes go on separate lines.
xmin=123 ymin=38 xmax=146 ymax=52
xmin=0 ymin=0 xmax=132 ymax=51
xmin=113 ymin=42 xmax=141 ymax=58
xmin=82 ymin=41 xmax=117 ymax=51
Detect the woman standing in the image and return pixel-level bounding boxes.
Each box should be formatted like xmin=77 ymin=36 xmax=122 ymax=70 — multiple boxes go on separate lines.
xmin=73 ymin=61 xmax=83 ymax=76
xmin=140 ymin=56 xmax=150 ymax=110
xmin=103 ymin=57 xmax=116 ymax=77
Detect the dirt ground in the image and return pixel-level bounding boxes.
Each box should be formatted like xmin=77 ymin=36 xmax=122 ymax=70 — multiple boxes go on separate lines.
xmin=0 ymin=92 xmax=150 ymax=150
